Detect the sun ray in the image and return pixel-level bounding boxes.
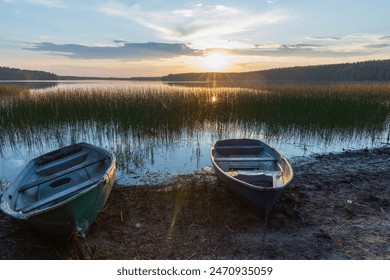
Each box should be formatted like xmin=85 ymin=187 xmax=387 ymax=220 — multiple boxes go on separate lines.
xmin=202 ymin=52 xmax=230 ymax=71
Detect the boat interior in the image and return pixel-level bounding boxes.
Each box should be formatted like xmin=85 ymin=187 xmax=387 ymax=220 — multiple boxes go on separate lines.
xmin=213 ymin=143 xmax=284 ymax=188
xmin=11 ymin=145 xmax=111 ymax=213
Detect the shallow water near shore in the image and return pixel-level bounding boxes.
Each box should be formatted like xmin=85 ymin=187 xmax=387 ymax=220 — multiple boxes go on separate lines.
xmin=0 ymin=124 xmax=388 ymax=186
xmin=1 ymin=81 xmax=390 ymax=185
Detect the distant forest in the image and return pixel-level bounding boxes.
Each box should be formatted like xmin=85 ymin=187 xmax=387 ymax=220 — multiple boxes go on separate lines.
xmin=0 ymin=66 xmax=58 ymax=80
xmin=0 ymin=66 xmax=161 ymax=81
xmin=162 ymin=60 xmax=390 ymax=82
xmin=2 ymin=59 xmax=390 ymax=82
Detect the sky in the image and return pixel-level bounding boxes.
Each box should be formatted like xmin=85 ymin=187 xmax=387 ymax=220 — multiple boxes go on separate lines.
xmin=1 ymin=0 xmax=390 ymax=77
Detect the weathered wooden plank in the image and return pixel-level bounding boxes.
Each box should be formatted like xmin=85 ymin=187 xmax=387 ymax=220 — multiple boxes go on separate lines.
xmin=36 ymin=152 xmax=88 ymax=175
xmin=214 ymin=157 xmax=276 ymax=162
xmin=215 ymin=145 xmax=264 ymax=150
xmin=18 ymin=156 xmax=106 ymax=192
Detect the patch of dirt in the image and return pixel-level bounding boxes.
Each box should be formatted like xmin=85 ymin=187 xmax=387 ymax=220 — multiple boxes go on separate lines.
xmin=1 ymin=147 xmax=389 ymax=259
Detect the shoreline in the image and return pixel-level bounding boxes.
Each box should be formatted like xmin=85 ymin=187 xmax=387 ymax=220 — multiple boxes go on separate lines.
xmin=0 ymin=146 xmax=389 ymax=259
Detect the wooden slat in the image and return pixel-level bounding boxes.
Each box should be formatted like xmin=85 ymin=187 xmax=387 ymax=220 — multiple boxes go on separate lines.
xmin=18 ymin=156 xmax=107 ymax=192
xmin=214 ymin=157 xmax=276 ymax=162
xmin=35 ymin=146 xmax=82 ymax=166
xmin=36 ymin=152 xmax=88 ymax=174
xmin=215 ymin=145 xmax=263 ymax=150
xmin=237 ymin=170 xmax=282 ymax=176
xmin=17 ymin=179 xmax=98 ymax=213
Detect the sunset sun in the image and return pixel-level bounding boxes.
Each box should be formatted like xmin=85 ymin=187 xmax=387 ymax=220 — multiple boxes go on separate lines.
xmin=202 ymin=52 xmax=230 ymax=71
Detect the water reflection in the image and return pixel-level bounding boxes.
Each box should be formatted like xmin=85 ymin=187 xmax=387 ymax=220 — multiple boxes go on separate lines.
xmin=0 ymin=80 xmax=59 ymax=90
xmin=0 ymin=81 xmax=389 ymax=185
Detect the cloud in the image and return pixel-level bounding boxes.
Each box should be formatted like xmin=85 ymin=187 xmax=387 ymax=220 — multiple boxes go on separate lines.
xmin=229 ymin=37 xmax=388 ymax=58
xmin=113 ymin=39 xmax=129 ymax=44
xmin=24 ymin=41 xmax=203 ymax=60
xmin=294 ymin=33 xmax=390 ymax=55
xmin=305 ymin=36 xmax=341 ymax=41
xmin=366 ymin=44 xmax=390 ymax=49
xmin=24 ymin=31 xmax=390 ymax=62
xmin=98 ymin=2 xmax=292 ymax=47
xmin=24 ymin=35 xmax=390 ymax=62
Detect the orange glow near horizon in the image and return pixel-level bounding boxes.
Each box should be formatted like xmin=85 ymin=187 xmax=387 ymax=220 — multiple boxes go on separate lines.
xmin=201 ymin=52 xmax=231 ymax=71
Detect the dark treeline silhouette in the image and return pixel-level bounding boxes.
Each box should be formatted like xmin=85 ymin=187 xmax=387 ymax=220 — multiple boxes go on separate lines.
xmin=162 ymin=60 xmax=390 ymax=82
xmin=0 ymin=66 xmax=58 ymax=80
xmin=2 ymin=59 xmax=390 ymax=82
xmin=0 ymin=66 xmax=161 ymax=81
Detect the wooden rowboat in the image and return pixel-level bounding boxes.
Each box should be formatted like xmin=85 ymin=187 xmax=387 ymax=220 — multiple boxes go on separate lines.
xmin=0 ymin=142 xmax=116 ymax=236
xmin=211 ymin=139 xmax=293 ymax=209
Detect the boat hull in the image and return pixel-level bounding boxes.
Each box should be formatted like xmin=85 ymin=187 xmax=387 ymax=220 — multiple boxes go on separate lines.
xmin=211 ymin=139 xmax=293 ymax=209
xmin=0 ymin=142 xmax=116 ymax=236
xmin=212 ymin=165 xmax=284 ymax=209
xmin=25 ymin=164 xmax=115 ymax=235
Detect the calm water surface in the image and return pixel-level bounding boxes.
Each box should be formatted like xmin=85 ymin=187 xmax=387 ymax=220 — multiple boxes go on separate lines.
xmin=1 ymin=80 xmax=389 ymax=185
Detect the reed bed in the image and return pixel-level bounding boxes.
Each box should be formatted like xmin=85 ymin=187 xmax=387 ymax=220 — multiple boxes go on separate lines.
xmin=0 ymin=84 xmax=29 ymax=98
xmin=1 ymin=83 xmax=389 ymax=162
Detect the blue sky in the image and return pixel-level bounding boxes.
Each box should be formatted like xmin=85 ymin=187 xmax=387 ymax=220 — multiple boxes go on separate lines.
xmin=1 ymin=0 xmax=390 ymax=77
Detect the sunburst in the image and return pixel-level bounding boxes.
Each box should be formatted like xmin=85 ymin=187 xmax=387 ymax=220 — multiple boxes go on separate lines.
xmin=202 ymin=52 xmax=230 ymax=71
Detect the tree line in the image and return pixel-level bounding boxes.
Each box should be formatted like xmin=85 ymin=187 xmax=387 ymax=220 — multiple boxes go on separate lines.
xmin=2 ymin=59 xmax=390 ymax=82
xmin=0 ymin=66 xmax=58 ymax=80
xmin=162 ymin=59 xmax=390 ymax=82
xmin=0 ymin=66 xmax=161 ymax=81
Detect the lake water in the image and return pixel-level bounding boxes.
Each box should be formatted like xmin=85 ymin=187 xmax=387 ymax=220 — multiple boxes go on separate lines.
xmin=1 ymin=80 xmax=389 ymax=185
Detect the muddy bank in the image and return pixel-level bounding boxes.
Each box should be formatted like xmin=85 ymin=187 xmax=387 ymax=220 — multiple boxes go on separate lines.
xmin=1 ymin=146 xmax=389 ymax=260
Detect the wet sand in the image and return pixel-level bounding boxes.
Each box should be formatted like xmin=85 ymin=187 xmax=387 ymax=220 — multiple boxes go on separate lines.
xmin=1 ymin=146 xmax=389 ymax=259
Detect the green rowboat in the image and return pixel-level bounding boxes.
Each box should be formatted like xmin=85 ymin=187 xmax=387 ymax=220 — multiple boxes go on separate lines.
xmin=0 ymin=142 xmax=116 ymax=236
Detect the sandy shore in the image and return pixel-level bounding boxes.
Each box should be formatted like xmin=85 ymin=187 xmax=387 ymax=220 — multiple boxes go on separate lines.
xmin=1 ymin=146 xmax=389 ymax=259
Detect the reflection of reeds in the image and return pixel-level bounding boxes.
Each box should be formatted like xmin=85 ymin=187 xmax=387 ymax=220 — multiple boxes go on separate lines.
xmin=1 ymin=83 xmax=390 ymax=164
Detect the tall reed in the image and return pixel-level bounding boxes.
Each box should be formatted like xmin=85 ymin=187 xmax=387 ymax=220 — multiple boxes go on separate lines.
xmin=1 ymin=83 xmax=389 ymax=164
